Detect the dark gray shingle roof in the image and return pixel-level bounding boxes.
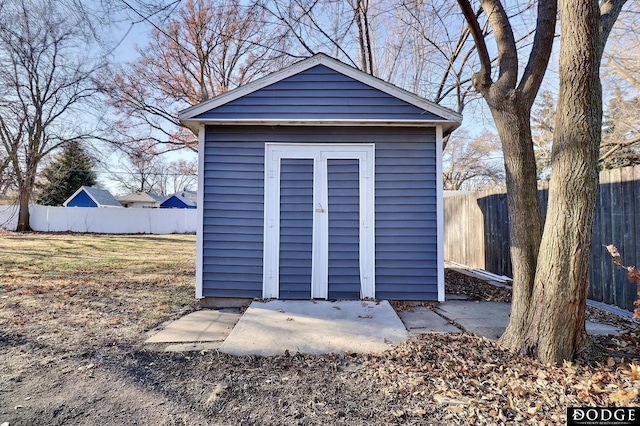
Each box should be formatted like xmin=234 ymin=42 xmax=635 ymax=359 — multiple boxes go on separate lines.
xmin=82 ymin=187 xmax=122 ymax=207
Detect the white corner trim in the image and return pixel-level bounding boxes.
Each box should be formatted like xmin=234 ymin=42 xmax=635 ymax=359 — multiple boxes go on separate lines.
xmin=263 ymin=144 xmax=281 ymax=299
xmin=436 ymin=125 xmax=445 ymax=302
xmin=195 ymin=125 xmax=205 ymax=299
xmin=359 ymin=145 xmax=375 ymax=299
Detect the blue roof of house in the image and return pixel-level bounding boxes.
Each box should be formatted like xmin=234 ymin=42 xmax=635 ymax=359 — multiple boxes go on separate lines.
xmin=147 ymin=192 xmax=167 ymax=202
xmin=160 ymin=194 xmax=197 ymax=209
xmin=64 ymin=186 xmax=122 ymax=207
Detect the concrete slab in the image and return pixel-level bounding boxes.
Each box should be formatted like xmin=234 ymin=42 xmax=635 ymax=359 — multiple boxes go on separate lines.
xmin=435 ymin=300 xmax=625 ymax=340
xmin=397 ymin=306 xmax=461 ymax=334
xmin=436 ymin=301 xmax=511 ymax=340
xmin=445 ymin=294 xmax=470 ymax=300
xmin=163 ymin=342 xmax=223 ymax=352
xmin=585 ymin=321 xmax=623 ymax=336
xmin=145 ymin=309 xmax=241 ymax=344
xmin=219 ymin=300 xmax=409 ymax=356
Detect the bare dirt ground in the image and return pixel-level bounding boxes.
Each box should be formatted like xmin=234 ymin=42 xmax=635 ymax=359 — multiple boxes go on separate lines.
xmin=1 ymin=232 xmax=638 ymax=425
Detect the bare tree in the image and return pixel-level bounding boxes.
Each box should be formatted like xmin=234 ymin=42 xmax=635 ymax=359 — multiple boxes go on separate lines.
xmin=600 ymin=10 xmax=640 ymax=168
xmin=109 ymin=142 xmax=163 ymax=194
xmin=158 ymin=159 xmax=198 ymax=195
xmin=522 ymin=0 xmax=628 ymax=364
xmin=600 ymin=86 xmax=640 ymax=168
xmin=267 ymin=0 xmax=539 ymax=116
xmin=0 ymin=0 xmax=105 ymax=231
xmin=457 ymin=0 xmax=556 ymax=361
xmin=109 ymin=141 xmax=197 ymax=195
xmin=391 ymin=0 xmax=491 ymax=113
xmin=104 ymin=0 xmax=290 ymax=154
xmin=533 ymin=87 xmax=640 ymax=174
xmin=0 ymin=139 xmax=17 ymax=195
xmin=265 ymin=0 xmax=368 ymax=68
xmin=459 ymin=0 xmax=627 ymax=363
xmin=442 ymin=130 xmax=504 ymax=190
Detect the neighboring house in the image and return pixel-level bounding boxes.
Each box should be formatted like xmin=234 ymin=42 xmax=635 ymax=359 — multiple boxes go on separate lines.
xmin=174 ymin=190 xmax=197 ymax=202
xmin=63 ymin=186 xmax=123 ymax=208
xmin=117 ymin=192 xmax=166 ymax=208
xmin=160 ymin=194 xmax=197 ymax=209
xmin=179 ymin=53 xmax=462 ymax=302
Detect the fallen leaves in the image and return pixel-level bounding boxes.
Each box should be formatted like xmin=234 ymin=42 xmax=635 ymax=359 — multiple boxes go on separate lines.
xmin=625 ymin=363 xmax=640 ymax=381
xmin=2 ymin=235 xmax=639 ymax=426
xmin=444 ymin=270 xmax=512 ymax=302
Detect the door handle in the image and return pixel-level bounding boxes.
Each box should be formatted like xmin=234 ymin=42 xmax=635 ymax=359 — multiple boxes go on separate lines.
xmin=315 ymin=203 xmax=325 ymax=213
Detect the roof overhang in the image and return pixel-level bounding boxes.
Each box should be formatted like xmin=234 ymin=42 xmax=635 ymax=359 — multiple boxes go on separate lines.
xmin=179 ymin=53 xmax=462 ymax=136
xmin=180 ymin=118 xmax=461 ymax=135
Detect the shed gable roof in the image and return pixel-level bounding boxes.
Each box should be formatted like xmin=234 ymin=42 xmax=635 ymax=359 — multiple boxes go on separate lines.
xmin=180 ymin=54 xmax=462 ymax=133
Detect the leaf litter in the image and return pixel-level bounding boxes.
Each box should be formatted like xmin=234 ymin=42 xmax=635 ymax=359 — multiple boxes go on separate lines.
xmin=0 ymin=233 xmax=638 ymax=425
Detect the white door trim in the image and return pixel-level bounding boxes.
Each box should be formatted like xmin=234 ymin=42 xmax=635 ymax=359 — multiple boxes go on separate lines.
xmin=263 ymin=143 xmax=375 ymax=299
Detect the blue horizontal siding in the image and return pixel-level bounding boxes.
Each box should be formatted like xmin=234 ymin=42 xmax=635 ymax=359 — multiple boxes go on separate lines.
xmin=328 ymin=159 xmax=360 ymax=300
xmin=279 ymin=159 xmax=313 ymax=299
xmin=201 ymin=132 xmax=265 ymax=299
xmin=377 ymin=204 xmax=436 ymax=213
xmin=200 ymin=125 xmax=439 ymax=300
xmin=375 ymin=134 xmax=439 ymax=301
xmin=377 ymin=291 xmax=439 ymax=300
xmin=195 ymin=65 xmax=443 ymax=122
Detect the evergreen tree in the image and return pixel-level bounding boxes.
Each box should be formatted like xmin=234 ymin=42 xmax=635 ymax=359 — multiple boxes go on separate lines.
xmin=37 ymin=141 xmax=97 ymax=206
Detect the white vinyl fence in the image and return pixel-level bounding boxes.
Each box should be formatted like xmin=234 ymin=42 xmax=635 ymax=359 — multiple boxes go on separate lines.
xmin=1 ymin=205 xmax=197 ymax=234
xmin=0 ymin=204 xmax=19 ymax=231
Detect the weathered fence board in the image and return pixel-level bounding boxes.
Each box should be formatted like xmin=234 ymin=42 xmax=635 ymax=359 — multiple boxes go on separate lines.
xmin=444 ymin=165 xmax=640 ymax=312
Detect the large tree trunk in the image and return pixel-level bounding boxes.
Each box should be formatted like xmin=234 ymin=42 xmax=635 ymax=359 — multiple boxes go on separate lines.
xmin=490 ymin=101 xmax=543 ymax=352
xmin=16 ymin=182 xmax=32 ymax=232
xmin=16 ymin=159 xmax=36 ymax=232
xmin=521 ymin=0 xmax=602 ymax=364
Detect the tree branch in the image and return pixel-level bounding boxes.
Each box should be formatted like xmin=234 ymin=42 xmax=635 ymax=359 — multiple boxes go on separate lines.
xmin=599 ymin=0 xmax=628 ymax=58
xmin=480 ymin=0 xmax=518 ymax=91
xmin=457 ymin=0 xmax=492 ymax=92
xmin=517 ymin=0 xmax=557 ymax=105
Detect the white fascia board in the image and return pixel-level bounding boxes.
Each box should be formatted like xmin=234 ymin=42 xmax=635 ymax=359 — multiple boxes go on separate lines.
xmin=179 ymin=53 xmax=462 ymax=126
xmin=182 ymin=119 xmax=461 ymax=135
xmin=435 ymin=125 xmax=445 ymax=302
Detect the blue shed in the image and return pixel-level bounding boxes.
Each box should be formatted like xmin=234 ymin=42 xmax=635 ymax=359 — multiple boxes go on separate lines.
xmin=63 ymin=186 xmax=122 ymax=208
xmin=160 ymin=194 xmax=197 ymax=209
xmin=180 ymin=54 xmax=461 ymax=302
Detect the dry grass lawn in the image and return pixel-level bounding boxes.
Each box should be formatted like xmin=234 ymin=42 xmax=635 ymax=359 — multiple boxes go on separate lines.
xmin=1 ymin=232 xmax=196 ymax=352
xmin=1 ymin=232 xmax=639 ymax=425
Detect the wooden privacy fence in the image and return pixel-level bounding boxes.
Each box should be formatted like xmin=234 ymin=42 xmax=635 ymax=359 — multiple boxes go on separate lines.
xmin=444 ymin=165 xmax=640 ymax=312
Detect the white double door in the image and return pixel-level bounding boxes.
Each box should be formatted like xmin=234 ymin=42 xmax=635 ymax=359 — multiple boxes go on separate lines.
xmin=263 ymin=144 xmax=374 ymax=299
